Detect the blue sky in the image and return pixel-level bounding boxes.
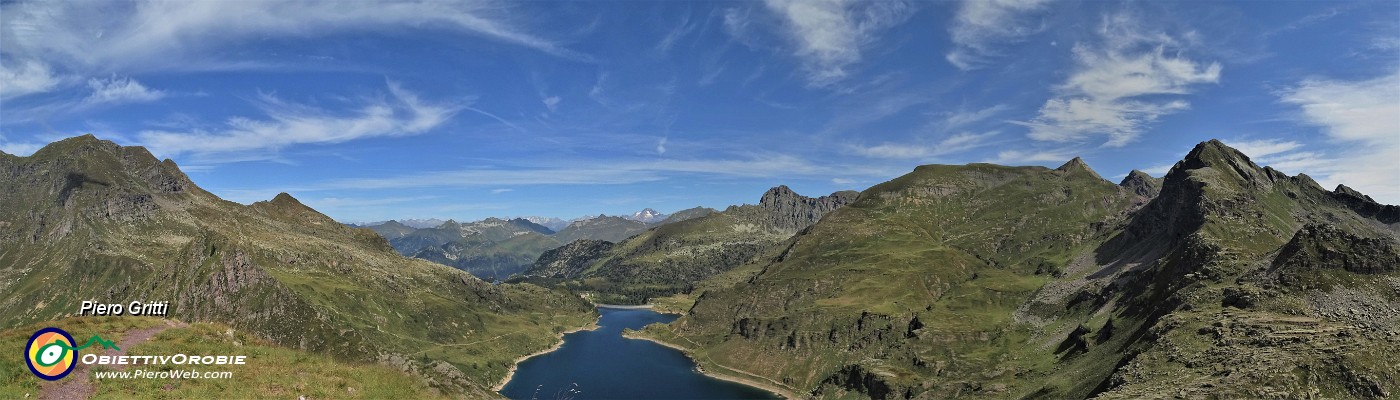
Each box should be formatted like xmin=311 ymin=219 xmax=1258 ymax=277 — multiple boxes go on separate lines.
xmin=1 ymin=0 xmax=1397 ymax=223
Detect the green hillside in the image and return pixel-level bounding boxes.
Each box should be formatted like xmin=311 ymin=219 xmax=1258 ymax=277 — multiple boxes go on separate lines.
xmin=0 ymin=135 xmax=596 ymax=397
xmin=637 ymin=140 xmax=1399 ymax=399
xmin=520 ymin=186 xmax=858 ymax=304
xmin=0 ymin=317 xmax=442 ymax=399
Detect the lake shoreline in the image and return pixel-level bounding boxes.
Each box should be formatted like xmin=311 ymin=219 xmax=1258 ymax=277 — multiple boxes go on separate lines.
xmin=492 ymin=320 xmax=600 ymax=392
xmin=622 ymin=332 xmax=802 ymax=399
xmin=594 ymin=303 xmax=655 ymax=309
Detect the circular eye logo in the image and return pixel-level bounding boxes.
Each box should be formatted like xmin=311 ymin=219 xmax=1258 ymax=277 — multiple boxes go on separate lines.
xmin=26 ymin=327 xmax=77 ymax=381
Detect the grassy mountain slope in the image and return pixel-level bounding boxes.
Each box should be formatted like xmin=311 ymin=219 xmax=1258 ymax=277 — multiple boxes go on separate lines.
xmin=0 ymin=135 xmax=595 ymax=396
xmin=0 ymin=317 xmax=442 ymax=398
xmin=639 ymin=141 xmax=1398 ymax=399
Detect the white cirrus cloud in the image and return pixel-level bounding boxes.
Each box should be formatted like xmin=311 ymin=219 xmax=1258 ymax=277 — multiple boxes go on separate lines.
xmin=0 ymin=135 xmax=45 ymax=156
xmin=1224 ymin=138 xmax=1303 ymax=160
xmin=760 ymin=0 xmax=913 ymax=86
xmin=0 ymin=59 xmax=63 ymax=99
xmin=851 ymin=131 xmax=1000 ymax=160
xmin=946 ymin=0 xmax=1052 ymax=70
xmin=943 ymin=104 xmax=1011 ymax=130
xmin=82 ymin=75 xmax=166 ymax=106
xmin=1271 ymin=72 xmax=1400 ymax=204
xmin=1015 ymin=13 xmax=1221 ymax=147
xmin=137 ymin=81 xmax=459 ymax=159
xmin=542 ymin=95 xmax=561 ymax=112
xmin=0 ymin=0 xmax=579 ymax=97
xmin=987 ymin=148 xmax=1073 ymax=164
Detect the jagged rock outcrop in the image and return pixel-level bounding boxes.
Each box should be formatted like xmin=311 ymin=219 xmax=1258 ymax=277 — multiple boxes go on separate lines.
xmin=1119 ymin=169 xmax=1162 ymax=198
xmin=1271 ymin=223 xmax=1400 ymax=276
xmin=1331 ymin=184 xmax=1400 ymax=225
xmin=757 ymin=185 xmax=860 ymax=232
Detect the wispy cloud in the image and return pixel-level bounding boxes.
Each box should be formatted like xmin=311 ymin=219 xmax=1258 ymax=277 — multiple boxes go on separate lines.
xmin=0 ymin=0 xmax=581 ymax=98
xmin=138 ymin=81 xmax=458 ymax=159
xmin=0 ymin=133 xmax=45 ymax=156
xmin=542 ymin=95 xmax=561 ymax=112
xmin=946 ymin=0 xmax=1051 ymax=70
xmin=851 ymin=131 xmax=1000 ymax=160
xmin=1272 ymin=71 xmax=1400 ymax=203
xmin=656 ymin=11 xmax=699 ymax=53
xmin=943 ymin=104 xmax=1011 ymax=129
xmin=1140 ymin=163 xmax=1175 ymax=177
xmin=0 ymin=59 xmax=64 ymax=99
xmin=82 ymin=75 xmax=166 ymax=106
xmin=759 ymin=0 xmax=913 ymax=86
xmin=1015 ymin=12 xmax=1221 ymax=147
xmin=987 ymin=148 xmax=1073 ymax=164
xmin=240 ymin=153 xmax=896 ymax=195
xmin=490 ymin=188 xmax=513 ymax=194
xmin=1225 ymin=138 xmax=1302 ymax=159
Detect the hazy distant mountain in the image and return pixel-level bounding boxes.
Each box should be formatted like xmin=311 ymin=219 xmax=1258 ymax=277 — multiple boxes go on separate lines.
xmin=657 ymin=206 xmax=717 ymax=225
xmin=522 ymin=216 xmax=570 ymax=232
xmin=353 ymin=218 xmax=445 ymax=229
xmin=399 ymin=218 xmax=447 ymax=228
xmin=361 ymin=220 xmax=417 ymax=240
xmin=628 ymin=208 xmax=668 ymax=223
xmin=553 ymin=215 xmax=650 ymax=244
xmin=367 ymin=209 xmax=735 ymax=282
xmin=0 ymin=135 xmax=594 ymax=396
xmin=379 ymin=217 xmax=560 ymax=280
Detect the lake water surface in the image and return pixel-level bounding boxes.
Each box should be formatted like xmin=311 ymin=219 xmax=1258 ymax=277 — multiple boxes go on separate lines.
xmin=500 ymin=307 xmax=780 ymax=399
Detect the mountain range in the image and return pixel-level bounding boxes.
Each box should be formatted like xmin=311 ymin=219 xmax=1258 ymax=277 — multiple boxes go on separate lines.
xmin=629 ymin=140 xmax=1398 ymax=399
xmin=519 ymin=186 xmax=856 ymax=304
xmin=3 ymin=135 xmax=1393 ymax=399
xmin=359 ymin=208 xmax=714 ymax=281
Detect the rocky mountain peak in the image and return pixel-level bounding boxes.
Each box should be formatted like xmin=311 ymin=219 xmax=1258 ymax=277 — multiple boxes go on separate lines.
xmin=251 ymin=192 xmax=331 ymax=224
xmin=1330 ymin=184 xmax=1399 ymax=224
xmin=1054 ymin=157 xmax=1106 ymax=181
xmin=628 ymin=208 xmax=667 ymax=223
xmin=761 ymin=185 xmax=799 ymax=204
xmin=508 ymin=217 xmax=555 ymax=234
xmin=1334 ymin=184 xmax=1369 ymax=200
xmin=270 ymin=192 xmax=304 ymax=207
xmin=1119 ymin=169 xmax=1162 ymax=198
xmin=1179 ymin=139 xmax=1255 ymax=172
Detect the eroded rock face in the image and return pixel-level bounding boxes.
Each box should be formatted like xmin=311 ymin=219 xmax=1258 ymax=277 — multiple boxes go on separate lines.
xmin=1272 ymin=224 xmax=1400 ymax=276
xmin=1331 ymin=184 xmax=1400 ymax=225
xmin=757 ymin=185 xmax=859 ymax=232
xmin=1119 ymin=170 xmax=1162 ymax=198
